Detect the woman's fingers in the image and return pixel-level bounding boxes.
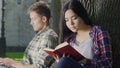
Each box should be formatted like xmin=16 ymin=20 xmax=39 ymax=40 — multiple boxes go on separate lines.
xmin=53 ymin=55 xmax=59 ymax=62
xmin=53 ymin=53 xmax=70 ymax=63
xmin=63 ymin=53 xmax=69 ymax=57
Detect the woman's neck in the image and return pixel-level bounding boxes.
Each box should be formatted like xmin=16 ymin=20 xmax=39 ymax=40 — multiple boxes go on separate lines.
xmin=77 ymin=25 xmax=91 ymax=34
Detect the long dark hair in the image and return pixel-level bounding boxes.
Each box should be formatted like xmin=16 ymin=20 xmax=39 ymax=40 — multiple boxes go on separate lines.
xmin=59 ymin=0 xmax=93 ymax=43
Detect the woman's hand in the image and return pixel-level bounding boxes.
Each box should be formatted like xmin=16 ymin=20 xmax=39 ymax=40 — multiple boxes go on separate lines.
xmin=54 ymin=42 xmax=69 ymax=62
xmin=53 ymin=54 xmax=59 ymax=63
xmin=80 ymin=59 xmax=87 ymax=64
xmin=53 ymin=53 xmax=69 ymax=63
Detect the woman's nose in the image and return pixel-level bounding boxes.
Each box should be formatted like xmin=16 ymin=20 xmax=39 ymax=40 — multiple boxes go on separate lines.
xmin=69 ymin=20 xmax=74 ymax=25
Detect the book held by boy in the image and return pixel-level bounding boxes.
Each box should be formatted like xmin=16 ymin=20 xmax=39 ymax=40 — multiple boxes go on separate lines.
xmin=44 ymin=43 xmax=85 ymax=61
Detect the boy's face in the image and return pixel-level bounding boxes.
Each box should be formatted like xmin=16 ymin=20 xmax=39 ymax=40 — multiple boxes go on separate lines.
xmin=29 ymin=11 xmax=46 ymax=32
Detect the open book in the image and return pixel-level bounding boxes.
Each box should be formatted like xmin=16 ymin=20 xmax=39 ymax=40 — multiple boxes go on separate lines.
xmin=44 ymin=43 xmax=85 ymax=61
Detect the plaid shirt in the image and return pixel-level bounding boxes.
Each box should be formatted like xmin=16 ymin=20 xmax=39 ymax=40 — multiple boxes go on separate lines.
xmin=65 ymin=26 xmax=112 ymax=68
xmin=21 ymin=26 xmax=58 ymax=68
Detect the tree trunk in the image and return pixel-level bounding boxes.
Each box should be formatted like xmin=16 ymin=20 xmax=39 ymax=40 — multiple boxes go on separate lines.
xmin=51 ymin=0 xmax=61 ymax=34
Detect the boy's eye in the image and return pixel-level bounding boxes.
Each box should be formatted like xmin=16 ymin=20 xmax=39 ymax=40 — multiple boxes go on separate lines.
xmin=65 ymin=19 xmax=68 ymax=22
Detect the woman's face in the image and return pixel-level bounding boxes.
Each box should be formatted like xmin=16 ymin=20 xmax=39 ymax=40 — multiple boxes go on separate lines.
xmin=30 ymin=11 xmax=46 ymax=32
xmin=65 ymin=9 xmax=85 ymax=32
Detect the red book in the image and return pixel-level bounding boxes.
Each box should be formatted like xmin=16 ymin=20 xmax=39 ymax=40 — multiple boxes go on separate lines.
xmin=44 ymin=45 xmax=85 ymax=61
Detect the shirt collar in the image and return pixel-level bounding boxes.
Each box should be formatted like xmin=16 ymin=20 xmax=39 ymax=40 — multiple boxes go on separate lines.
xmin=36 ymin=26 xmax=50 ymax=35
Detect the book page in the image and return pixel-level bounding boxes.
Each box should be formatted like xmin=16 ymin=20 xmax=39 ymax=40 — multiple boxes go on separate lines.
xmin=55 ymin=42 xmax=68 ymax=50
xmin=44 ymin=42 xmax=85 ymax=61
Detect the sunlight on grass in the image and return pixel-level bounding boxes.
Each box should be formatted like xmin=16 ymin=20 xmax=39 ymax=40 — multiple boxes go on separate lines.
xmin=6 ymin=52 xmax=24 ymax=61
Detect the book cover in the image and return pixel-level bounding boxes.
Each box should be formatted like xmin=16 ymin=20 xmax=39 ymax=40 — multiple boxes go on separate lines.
xmin=44 ymin=45 xmax=85 ymax=61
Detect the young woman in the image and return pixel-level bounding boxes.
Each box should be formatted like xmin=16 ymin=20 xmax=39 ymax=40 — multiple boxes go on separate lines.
xmin=55 ymin=0 xmax=112 ymax=68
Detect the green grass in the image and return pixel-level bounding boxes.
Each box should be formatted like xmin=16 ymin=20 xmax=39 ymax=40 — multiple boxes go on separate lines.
xmin=6 ymin=52 xmax=24 ymax=61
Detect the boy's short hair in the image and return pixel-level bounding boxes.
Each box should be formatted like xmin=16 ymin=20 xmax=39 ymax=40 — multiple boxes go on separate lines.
xmin=28 ymin=1 xmax=51 ymax=20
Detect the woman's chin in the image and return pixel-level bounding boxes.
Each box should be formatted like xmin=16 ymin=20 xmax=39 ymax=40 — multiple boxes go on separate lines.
xmin=71 ymin=30 xmax=77 ymax=33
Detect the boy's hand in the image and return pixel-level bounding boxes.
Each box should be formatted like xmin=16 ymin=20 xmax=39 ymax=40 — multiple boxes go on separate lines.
xmin=0 ymin=58 xmax=17 ymax=67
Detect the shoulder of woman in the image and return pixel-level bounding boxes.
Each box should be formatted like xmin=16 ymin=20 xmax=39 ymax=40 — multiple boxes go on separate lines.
xmin=91 ymin=25 xmax=107 ymax=32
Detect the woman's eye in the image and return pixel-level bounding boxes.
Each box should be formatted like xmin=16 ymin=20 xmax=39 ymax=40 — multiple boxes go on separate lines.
xmin=72 ymin=16 xmax=77 ymax=20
